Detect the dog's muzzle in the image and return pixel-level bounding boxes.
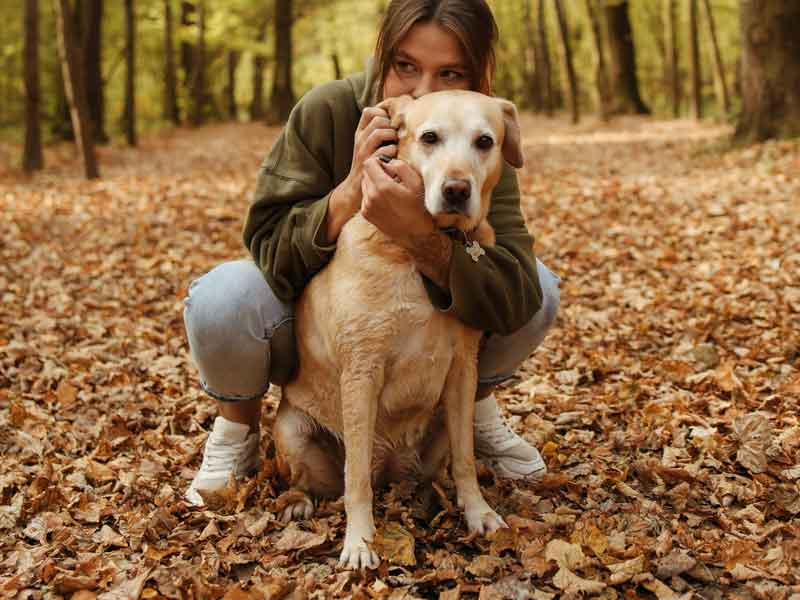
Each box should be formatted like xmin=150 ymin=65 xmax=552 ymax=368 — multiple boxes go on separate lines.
xmin=441 ymin=178 xmax=471 ymax=215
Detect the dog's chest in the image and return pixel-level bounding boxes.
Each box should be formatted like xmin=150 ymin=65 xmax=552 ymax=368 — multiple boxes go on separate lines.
xmin=319 ymin=216 xmax=461 ymax=422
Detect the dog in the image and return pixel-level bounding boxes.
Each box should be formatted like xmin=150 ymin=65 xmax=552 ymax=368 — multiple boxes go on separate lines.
xmin=273 ymin=90 xmax=525 ymax=570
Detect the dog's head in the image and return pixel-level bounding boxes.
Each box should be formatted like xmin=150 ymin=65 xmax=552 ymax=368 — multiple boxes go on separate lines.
xmin=378 ymin=90 xmax=523 ymax=233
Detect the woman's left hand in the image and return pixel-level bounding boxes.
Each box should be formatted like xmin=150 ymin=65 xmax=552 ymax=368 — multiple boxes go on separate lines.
xmin=360 ymin=156 xmax=434 ymax=247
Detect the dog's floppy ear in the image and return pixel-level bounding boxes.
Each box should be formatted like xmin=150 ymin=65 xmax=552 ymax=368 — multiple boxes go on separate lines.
xmin=376 ymin=94 xmax=414 ymax=131
xmin=496 ymin=98 xmax=524 ymax=168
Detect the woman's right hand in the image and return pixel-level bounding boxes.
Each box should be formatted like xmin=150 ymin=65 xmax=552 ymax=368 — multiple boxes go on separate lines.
xmin=326 ymin=107 xmax=398 ymax=241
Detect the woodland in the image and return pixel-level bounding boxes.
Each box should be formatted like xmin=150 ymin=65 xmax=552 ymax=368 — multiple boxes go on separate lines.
xmin=1 ymin=0 xmax=800 ymax=598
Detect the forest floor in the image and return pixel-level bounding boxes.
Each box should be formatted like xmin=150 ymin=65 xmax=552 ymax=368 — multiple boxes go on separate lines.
xmin=1 ymin=114 xmax=799 ymax=600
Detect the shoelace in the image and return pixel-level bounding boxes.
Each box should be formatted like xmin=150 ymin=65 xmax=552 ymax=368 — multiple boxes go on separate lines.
xmin=475 ymin=418 xmax=521 ymax=452
xmin=201 ymin=437 xmax=250 ymax=473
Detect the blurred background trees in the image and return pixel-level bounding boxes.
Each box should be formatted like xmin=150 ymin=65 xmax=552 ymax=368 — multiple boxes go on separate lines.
xmin=5 ymin=0 xmax=798 ymax=175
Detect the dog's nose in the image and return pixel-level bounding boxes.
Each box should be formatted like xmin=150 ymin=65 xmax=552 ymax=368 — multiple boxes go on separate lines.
xmin=442 ymin=179 xmax=471 ymax=213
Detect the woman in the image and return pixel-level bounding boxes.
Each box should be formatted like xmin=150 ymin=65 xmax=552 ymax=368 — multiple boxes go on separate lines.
xmin=183 ymin=0 xmax=560 ymax=506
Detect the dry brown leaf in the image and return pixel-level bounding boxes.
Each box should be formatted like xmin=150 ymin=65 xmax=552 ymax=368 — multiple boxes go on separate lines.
xmin=544 ymin=539 xmax=586 ymax=571
xmin=373 ymin=522 xmax=416 ymax=567
xmin=552 ymin=567 xmax=606 ymax=595
xmin=607 ymin=555 xmax=646 ymax=584
xmin=274 ymin=522 xmax=327 ymax=553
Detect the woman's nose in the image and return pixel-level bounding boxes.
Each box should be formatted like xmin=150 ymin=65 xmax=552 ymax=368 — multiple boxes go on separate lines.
xmin=411 ymin=73 xmax=436 ymax=98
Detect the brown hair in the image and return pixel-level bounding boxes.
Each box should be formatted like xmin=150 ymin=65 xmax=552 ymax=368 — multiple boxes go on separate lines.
xmin=371 ymin=0 xmax=499 ymax=101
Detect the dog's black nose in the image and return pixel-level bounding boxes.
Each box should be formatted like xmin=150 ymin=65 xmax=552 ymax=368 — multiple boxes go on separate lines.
xmin=442 ymin=179 xmax=471 ymax=213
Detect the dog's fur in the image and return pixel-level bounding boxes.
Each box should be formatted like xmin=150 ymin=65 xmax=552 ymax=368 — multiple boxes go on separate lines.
xmin=274 ymin=90 xmax=524 ymax=569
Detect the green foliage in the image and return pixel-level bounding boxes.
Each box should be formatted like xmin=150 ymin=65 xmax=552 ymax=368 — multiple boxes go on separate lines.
xmin=2 ymin=0 xmax=745 ymax=146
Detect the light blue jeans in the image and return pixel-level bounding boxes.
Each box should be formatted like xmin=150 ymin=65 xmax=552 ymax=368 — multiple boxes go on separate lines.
xmin=184 ymin=259 xmax=560 ymax=402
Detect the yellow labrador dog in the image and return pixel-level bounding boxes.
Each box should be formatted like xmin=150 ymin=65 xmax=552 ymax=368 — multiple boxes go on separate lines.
xmin=274 ymin=90 xmax=524 ymax=570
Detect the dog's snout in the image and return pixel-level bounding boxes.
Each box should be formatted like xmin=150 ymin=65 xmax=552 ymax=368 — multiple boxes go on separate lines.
xmin=442 ymin=179 xmax=471 ymax=213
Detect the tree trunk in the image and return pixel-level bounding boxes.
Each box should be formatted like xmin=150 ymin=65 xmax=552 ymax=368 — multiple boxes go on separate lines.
xmin=83 ymin=0 xmax=107 ymax=143
xmin=225 ymin=50 xmax=240 ymax=120
xmin=24 ymin=0 xmax=44 ymax=172
xmin=735 ymin=0 xmax=800 ymax=142
xmin=536 ymin=0 xmax=554 ymax=115
xmin=331 ymin=52 xmax=342 ymax=80
xmin=553 ymin=0 xmax=579 ymax=123
xmin=53 ymin=0 xmax=99 ymax=178
xmin=163 ymin=0 xmax=180 ymax=125
xmin=180 ymin=1 xmax=195 ymax=90
xmin=701 ymin=0 xmax=730 ymax=114
xmin=523 ymin=0 xmax=542 ymax=111
xmin=688 ymin=0 xmax=702 ymax=119
xmin=123 ymin=0 xmax=137 ymax=145
xmin=267 ymin=0 xmax=295 ymax=124
xmin=664 ymin=0 xmax=681 ymax=117
xmin=188 ymin=0 xmax=206 ymax=126
xmin=52 ymin=25 xmax=74 ymax=140
xmin=250 ymin=19 xmax=268 ymax=121
xmin=605 ymin=1 xmax=650 ymax=114
xmin=584 ymin=0 xmax=611 ymax=120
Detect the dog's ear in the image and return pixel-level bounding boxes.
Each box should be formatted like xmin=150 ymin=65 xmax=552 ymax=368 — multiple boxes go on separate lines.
xmin=496 ymin=98 xmax=524 ymax=168
xmin=376 ymin=94 xmax=413 ymax=131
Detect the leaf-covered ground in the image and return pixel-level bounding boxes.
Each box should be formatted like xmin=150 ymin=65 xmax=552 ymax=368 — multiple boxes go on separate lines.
xmin=1 ymin=115 xmax=799 ymax=599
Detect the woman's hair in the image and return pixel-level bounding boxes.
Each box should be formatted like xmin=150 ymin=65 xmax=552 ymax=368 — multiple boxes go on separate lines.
xmin=371 ymin=0 xmax=499 ymax=101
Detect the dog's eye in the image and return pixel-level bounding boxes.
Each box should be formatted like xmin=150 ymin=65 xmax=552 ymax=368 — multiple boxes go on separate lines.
xmin=420 ymin=131 xmax=439 ymax=145
xmin=476 ymin=135 xmax=494 ymax=150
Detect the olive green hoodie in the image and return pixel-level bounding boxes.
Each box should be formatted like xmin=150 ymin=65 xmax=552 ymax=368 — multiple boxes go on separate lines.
xmin=242 ymin=68 xmax=542 ymax=336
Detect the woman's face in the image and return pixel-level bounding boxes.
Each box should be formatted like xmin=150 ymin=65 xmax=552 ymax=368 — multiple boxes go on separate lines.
xmin=382 ymin=22 xmax=472 ymax=100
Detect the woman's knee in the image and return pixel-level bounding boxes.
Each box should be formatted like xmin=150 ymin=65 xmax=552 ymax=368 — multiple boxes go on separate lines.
xmin=183 ymin=260 xmax=275 ymax=352
xmin=183 ymin=259 xmax=293 ymax=398
xmin=478 ymin=260 xmax=560 ymax=384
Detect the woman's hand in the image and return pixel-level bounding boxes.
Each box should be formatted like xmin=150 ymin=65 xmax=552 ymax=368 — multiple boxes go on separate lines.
xmin=361 ymin=156 xmax=434 ymax=247
xmin=326 ymin=107 xmax=398 ymax=241
xmin=362 ymin=156 xmax=453 ymax=289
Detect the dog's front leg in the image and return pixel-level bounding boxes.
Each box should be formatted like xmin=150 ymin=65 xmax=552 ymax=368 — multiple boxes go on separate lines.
xmin=442 ymin=353 xmax=506 ymax=535
xmin=338 ymin=365 xmax=382 ymax=570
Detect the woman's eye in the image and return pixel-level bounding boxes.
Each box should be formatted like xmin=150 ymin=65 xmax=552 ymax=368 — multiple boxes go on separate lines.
xmin=396 ymin=61 xmax=416 ymax=74
xmin=441 ymin=70 xmax=465 ymax=82
xmin=421 ymin=131 xmax=439 ymax=145
xmin=476 ymin=135 xmax=494 ymax=150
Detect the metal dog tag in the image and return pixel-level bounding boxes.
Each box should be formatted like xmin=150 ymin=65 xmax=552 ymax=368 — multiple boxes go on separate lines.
xmin=465 ymin=240 xmax=486 ymax=262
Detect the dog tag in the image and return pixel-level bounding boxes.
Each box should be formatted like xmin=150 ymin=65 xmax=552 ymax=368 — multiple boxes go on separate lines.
xmin=465 ymin=240 xmax=486 ymax=262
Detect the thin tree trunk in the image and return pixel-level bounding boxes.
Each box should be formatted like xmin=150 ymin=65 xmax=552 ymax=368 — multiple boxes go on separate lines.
xmin=523 ymin=0 xmax=542 ymax=111
xmin=180 ymin=1 xmax=195 ymax=90
xmin=53 ymin=0 xmax=99 ymax=178
xmin=584 ymin=0 xmax=611 ymax=120
xmin=605 ymin=1 xmax=650 ymax=114
xmin=553 ymin=0 xmax=579 ymax=123
xmin=664 ymin=0 xmax=681 ymax=117
xmin=701 ymin=0 xmax=730 ymax=114
xmin=188 ymin=0 xmax=206 ymax=126
xmin=24 ymin=0 xmax=44 ymax=172
xmin=688 ymin=0 xmax=702 ymax=119
xmin=123 ymin=0 xmax=137 ymax=145
xmin=83 ymin=0 xmax=107 ymax=143
xmin=225 ymin=50 xmax=240 ymax=120
xmin=163 ymin=0 xmax=180 ymax=124
xmin=735 ymin=0 xmax=800 ymax=142
xmin=250 ymin=19 xmax=267 ymax=121
xmin=536 ymin=0 xmax=554 ymax=115
xmin=52 ymin=25 xmax=74 ymax=140
xmin=331 ymin=52 xmax=342 ymax=80
xmin=268 ymin=0 xmax=296 ymax=124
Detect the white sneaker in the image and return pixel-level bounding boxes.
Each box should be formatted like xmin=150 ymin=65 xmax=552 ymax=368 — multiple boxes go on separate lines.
xmin=474 ymin=394 xmax=547 ymax=481
xmin=185 ymin=416 xmax=260 ymax=506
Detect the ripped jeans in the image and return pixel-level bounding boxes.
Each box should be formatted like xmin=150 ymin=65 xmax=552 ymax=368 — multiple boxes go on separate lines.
xmin=183 ymin=259 xmax=560 ymax=402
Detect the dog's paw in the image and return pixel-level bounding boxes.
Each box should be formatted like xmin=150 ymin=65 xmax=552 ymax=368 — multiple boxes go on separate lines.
xmin=278 ymin=494 xmax=315 ymax=523
xmin=465 ymin=504 xmax=507 ymax=536
xmin=338 ymin=534 xmax=380 ymax=570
